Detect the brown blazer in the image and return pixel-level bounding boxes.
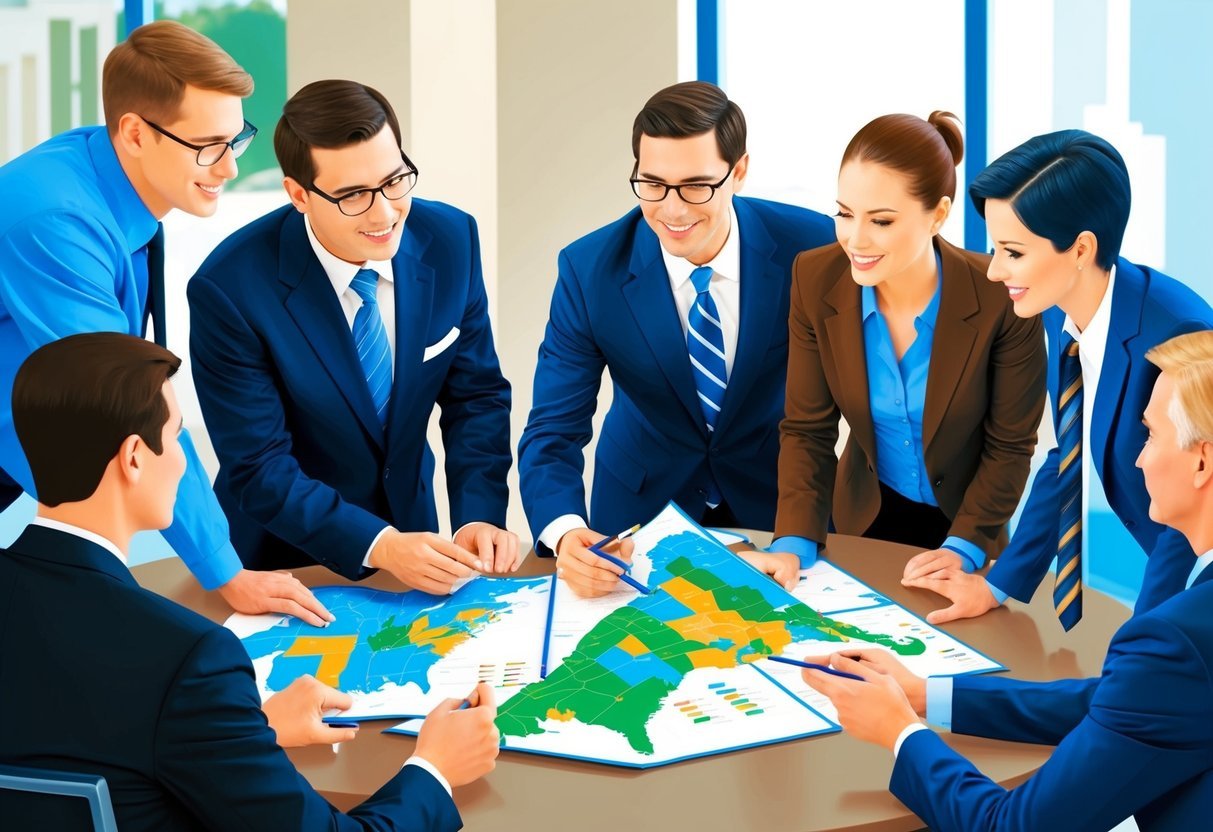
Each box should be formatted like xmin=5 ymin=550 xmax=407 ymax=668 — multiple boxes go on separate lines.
xmin=774 ymin=237 xmax=1046 ymax=559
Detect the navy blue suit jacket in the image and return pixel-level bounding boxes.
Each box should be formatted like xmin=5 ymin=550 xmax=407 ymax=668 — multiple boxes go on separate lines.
xmin=188 ymin=201 xmax=511 ymax=578
xmin=987 ymin=260 xmax=1213 ymax=612
xmin=0 ymin=525 xmax=461 ymax=831
xmin=518 ymin=197 xmax=834 ymax=549
xmin=891 ymin=562 xmax=1213 ymax=831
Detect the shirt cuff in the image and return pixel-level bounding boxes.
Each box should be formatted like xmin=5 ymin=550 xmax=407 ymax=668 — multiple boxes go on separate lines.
xmin=986 ymin=580 xmax=1011 ymax=605
xmin=361 ymin=525 xmax=395 ymax=570
xmin=205 ymin=543 xmax=245 ymax=590
xmin=404 ymin=755 xmax=452 ymax=796
xmin=941 ymin=536 xmax=985 ymax=572
xmin=892 ymin=722 xmax=930 ymax=757
xmin=769 ymin=535 xmax=818 ymax=568
xmin=538 ymin=514 xmax=587 ymax=556
xmin=924 ymin=676 xmax=954 ymax=729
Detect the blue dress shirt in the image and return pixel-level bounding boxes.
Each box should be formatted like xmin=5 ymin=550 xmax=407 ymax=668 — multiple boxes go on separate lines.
xmin=0 ymin=127 xmax=240 ymax=589
xmin=773 ymin=251 xmax=984 ymax=571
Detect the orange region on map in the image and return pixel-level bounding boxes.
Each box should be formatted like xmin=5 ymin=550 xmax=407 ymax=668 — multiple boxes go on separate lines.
xmin=283 ymin=635 xmax=359 ymax=687
xmin=618 ymin=634 xmax=649 ymax=656
xmin=546 ymin=708 xmax=577 ymax=722
xmin=407 ymin=611 xmax=489 ymax=656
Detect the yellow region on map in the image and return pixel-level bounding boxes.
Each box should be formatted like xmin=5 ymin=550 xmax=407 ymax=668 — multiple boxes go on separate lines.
xmin=658 ymin=577 xmax=795 ymax=665
xmin=407 ymin=610 xmax=491 ymax=656
xmin=283 ymin=635 xmax=359 ymax=687
xmin=618 ymin=635 xmax=649 ymax=656
xmin=546 ymin=707 xmax=577 ymax=722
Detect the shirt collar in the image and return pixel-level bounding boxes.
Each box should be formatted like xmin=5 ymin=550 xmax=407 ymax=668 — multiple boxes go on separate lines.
xmin=660 ymin=203 xmax=742 ymax=289
xmin=29 ymin=516 xmax=128 ymax=567
xmin=304 ymin=215 xmax=395 ymax=299
xmin=861 ymin=248 xmax=944 ymax=330
xmin=1188 ymin=549 xmax=1213 ymax=589
xmin=1062 ymin=264 xmax=1117 ymax=346
xmin=86 ymin=127 xmax=159 ymax=255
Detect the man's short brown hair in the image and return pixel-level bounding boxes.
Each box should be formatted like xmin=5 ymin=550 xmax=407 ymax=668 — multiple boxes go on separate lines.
xmin=274 ymin=79 xmax=403 ymax=189
xmin=631 ymin=81 xmax=747 ymax=171
xmin=102 ymin=20 xmax=253 ymax=134
xmin=13 ymin=333 xmax=182 ymax=506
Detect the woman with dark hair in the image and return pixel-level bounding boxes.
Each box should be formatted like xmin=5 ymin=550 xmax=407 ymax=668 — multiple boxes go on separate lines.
xmin=905 ymin=129 xmax=1213 ymax=628
xmin=759 ymin=112 xmax=1046 ymax=577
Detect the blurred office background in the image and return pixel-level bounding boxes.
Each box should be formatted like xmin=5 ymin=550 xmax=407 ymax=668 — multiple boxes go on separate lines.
xmin=1 ymin=0 xmax=1207 ymax=621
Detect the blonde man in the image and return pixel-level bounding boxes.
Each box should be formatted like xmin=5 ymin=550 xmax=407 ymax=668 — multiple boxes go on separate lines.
xmin=0 ymin=21 xmax=329 ymax=627
xmin=799 ymin=329 xmax=1213 ymax=831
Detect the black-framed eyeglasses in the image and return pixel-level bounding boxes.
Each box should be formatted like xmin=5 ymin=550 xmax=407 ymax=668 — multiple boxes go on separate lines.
xmin=307 ymin=152 xmax=420 ymax=217
xmin=630 ymin=168 xmax=733 ymax=204
xmin=142 ymin=117 xmax=258 ymax=167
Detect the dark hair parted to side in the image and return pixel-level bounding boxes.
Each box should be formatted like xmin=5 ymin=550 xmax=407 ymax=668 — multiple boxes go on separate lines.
xmin=969 ymin=129 xmax=1129 ymax=271
xmin=632 ymin=81 xmax=747 ymax=170
xmin=103 ymin=20 xmax=252 ymax=134
xmin=274 ymin=79 xmax=403 ymax=188
xmin=13 ymin=334 xmax=181 ymax=507
xmin=841 ymin=111 xmax=965 ymax=209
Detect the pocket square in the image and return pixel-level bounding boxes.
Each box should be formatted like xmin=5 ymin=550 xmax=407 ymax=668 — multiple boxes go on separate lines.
xmin=422 ymin=326 xmax=460 ymax=362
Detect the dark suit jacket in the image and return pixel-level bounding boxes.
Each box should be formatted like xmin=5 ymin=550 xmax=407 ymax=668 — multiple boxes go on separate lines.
xmin=985 ymin=259 xmax=1213 ymax=612
xmin=517 ymin=196 xmax=835 ymax=550
xmin=0 ymin=525 xmax=460 ymax=831
xmin=188 ymin=200 xmax=511 ymax=578
xmin=891 ymin=561 xmax=1213 ymax=831
xmin=774 ymin=238 xmax=1046 ymax=559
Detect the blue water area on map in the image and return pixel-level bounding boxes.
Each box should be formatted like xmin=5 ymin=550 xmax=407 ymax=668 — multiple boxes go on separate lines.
xmin=597 ymin=645 xmax=683 ymax=687
xmin=239 ymin=577 xmax=548 ymax=694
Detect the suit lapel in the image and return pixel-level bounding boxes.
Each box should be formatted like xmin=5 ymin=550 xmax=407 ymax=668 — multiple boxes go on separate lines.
xmin=386 ymin=221 xmax=436 ymax=451
xmin=7 ymin=525 xmax=137 ymax=588
xmin=622 ymin=226 xmax=705 ymax=434
xmin=278 ymin=213 xmax=385 ymax=449
xmin=922 ymin=241 xmax=980 ymax=449
xmin=822 ymin=268 xmax=877 ymax=457
xmin=714 ymin=200 xmax=780 ymax=438
xmin=1091 ymin=259 xmax=1143 ymax=482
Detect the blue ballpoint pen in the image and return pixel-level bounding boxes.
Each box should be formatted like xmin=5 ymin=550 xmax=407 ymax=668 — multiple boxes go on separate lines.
xmin=588 ymin=525 xmax=650 ymax=594
xmin=766 ymin=655 xmax=866 ymax=682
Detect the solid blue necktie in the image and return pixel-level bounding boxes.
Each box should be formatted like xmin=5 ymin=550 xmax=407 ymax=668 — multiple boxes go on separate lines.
xmin=687 ymin=266 xmax=728 ymax=434
xmin=350 ymin=268 xmax=392 ymax=428
xmin=1054 ymin=336 xmax=1083 ymax=630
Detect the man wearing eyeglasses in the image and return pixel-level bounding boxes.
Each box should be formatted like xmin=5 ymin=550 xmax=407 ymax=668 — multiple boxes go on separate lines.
xmin=0 ymin=21 xmax=332 ymax=628
xmin=187 ymin=79 xmax=518 ymax=590
xmin=518 ymin=81 xmax=835 ymax=596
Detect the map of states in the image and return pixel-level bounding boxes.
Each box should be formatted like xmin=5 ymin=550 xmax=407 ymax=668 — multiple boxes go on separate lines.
xmin=227 ymin=577 xmax=551 ymax=719
xmin=495 ymin=508 xmax=927 ymax=758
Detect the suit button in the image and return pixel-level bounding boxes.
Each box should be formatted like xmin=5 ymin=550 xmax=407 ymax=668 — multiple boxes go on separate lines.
xmin=867 ymin=463 xmax=874 ymax=472
xmin=934 ymin=478 xmax=943 ymax=487
xmin=384 ymin=467 xmax=391 ymax=480
xmin=710 ymin=447 xmax=720 ymax=457
xmin=1125 ymin=520 xmax=1136 ymax=530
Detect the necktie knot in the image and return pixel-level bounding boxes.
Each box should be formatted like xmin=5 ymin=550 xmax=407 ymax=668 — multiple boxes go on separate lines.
xmin=351 ymin=268 xmax=380 ymax=306
xmin=690 ymin=266 xmax=714 ymax=295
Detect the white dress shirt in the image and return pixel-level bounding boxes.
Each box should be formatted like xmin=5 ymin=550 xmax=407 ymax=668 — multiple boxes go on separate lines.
xmin=304 ymin=215 xmax=397 ymax=369
xmin=538 ymin=205 xmax=744 ymax=553
xmin=30 ymin=516 xmax=127 ymax=566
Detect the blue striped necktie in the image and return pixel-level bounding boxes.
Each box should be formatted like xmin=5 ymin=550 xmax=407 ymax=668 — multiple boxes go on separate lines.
xmin=1054 ymin=336 xmax=1083 ymax=630
xmin=687 ymin=266 xmax=728 ymax=433
xmin=350 ymin=268 xmax=393 ymax=428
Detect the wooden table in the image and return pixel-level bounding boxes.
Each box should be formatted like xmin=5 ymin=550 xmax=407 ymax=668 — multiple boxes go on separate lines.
xmin=133 ymin=533 xmax=1128 ymax=831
